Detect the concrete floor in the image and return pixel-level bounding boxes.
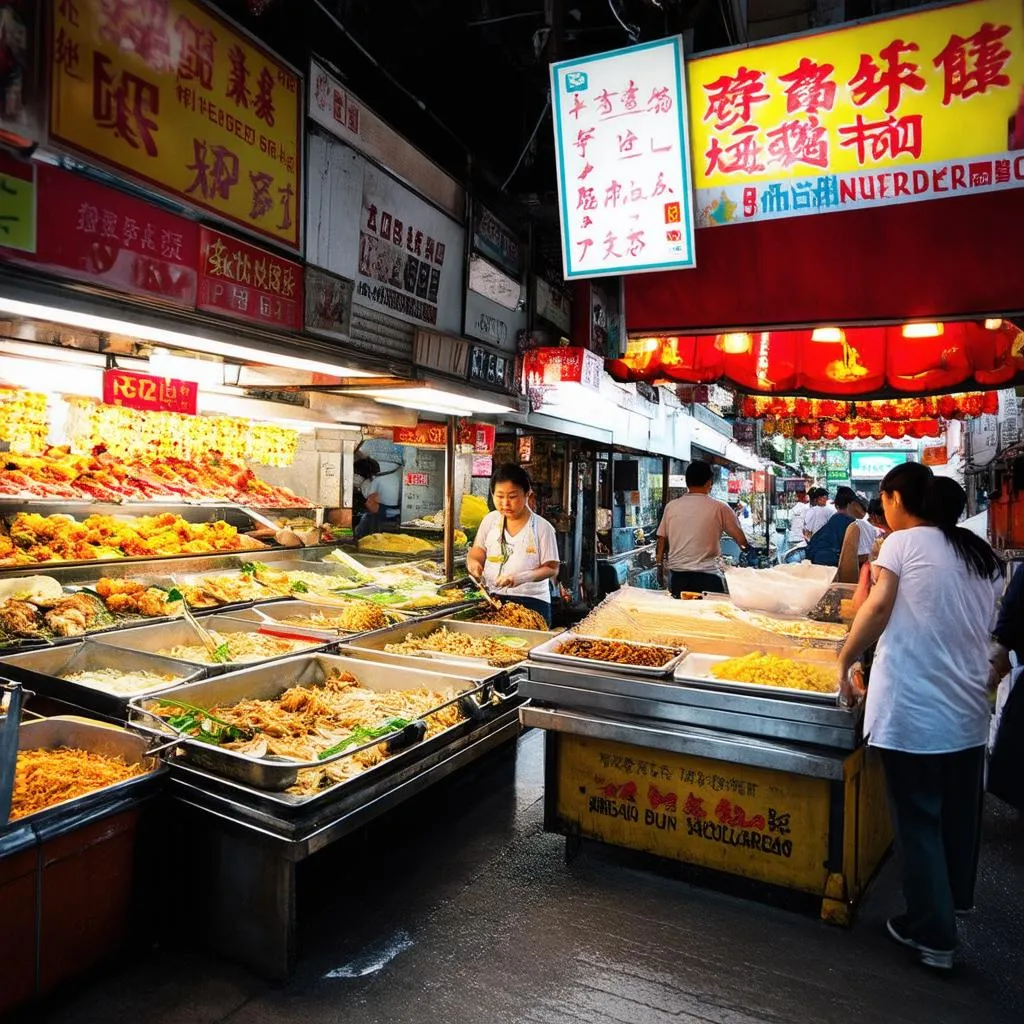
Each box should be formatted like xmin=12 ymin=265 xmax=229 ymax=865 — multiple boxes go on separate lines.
xmin=29 ymin=730 xmax=1024 ymax=1024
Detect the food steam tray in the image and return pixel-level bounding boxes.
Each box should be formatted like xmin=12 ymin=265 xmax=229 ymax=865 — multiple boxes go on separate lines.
xmin=673 ymin=652 xmax=840 ymax=704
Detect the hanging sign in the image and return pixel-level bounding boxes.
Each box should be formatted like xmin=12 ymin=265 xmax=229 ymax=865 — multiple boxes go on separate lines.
xmin=404 ymin=471 xmax=429 ymax=487
xmin=0 ymin=155 xmax=36 ymax=253
xmin=690 ymin=0 xmax=1024 ymax=228
xmin=472 ymin=204 xmax=522 ymax=277
xmin=921 ymin=444 xmax=949 ymax=467
xmin=550 ymin=35 xmax=696 ymax=278
xmin=197 ymin=227 xmax=303 ymax=330
xmin=522 ymin=347 xmax=603 ymax=389
xmin=305 ymin=264 xmax=354 ymax=340
xmin=824 ymin=448 xmax=850 ymax=481
xmin=102 ymin=369 xmax=198 ymax=414
xmin=48 ymin=0 xmax=302 ymax=249
xmin=849 ymin=450 xmax=911 ymax=478
xmin=393 ymin=423 xmax=448 ymax=448
xmin=458 ymin=422 xmax=496 ymax=455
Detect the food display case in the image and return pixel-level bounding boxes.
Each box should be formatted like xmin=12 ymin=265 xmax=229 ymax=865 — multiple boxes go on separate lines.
xmin=519 ymin=587 xmax=891 ymax=925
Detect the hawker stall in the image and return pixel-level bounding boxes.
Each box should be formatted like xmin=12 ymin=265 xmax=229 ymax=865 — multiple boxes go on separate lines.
xmin=520 ymin=572 xmax=891 ymax=924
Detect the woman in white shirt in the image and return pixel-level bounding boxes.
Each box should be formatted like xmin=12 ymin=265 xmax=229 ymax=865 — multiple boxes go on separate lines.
xmin=838 ymin=464 xmax=1002 ymax=972
xmin=467 ymin=464 xmax=560 ymax=626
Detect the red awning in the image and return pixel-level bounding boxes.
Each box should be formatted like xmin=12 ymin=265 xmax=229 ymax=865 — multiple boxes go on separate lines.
xmin=607 ymin=320 xmax=1024 ymax=398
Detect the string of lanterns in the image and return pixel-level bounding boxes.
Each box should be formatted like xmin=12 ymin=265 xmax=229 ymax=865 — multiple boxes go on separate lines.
xmin=741 ymin=392 xmax=998 ymax=422
xmin=762 ymin=418 xmax=942 ymax=440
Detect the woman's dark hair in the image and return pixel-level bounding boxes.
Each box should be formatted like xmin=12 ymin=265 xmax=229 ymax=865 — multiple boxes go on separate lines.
xmin=867 ymin=497 xmax=886 ymax=522
xmin=354 ymin=457 xmax=380 ymax=479
xmin=491 ymin=463 xmax=532 ymax=494
xmin=880 ymin=462 xmax=1001 ymax=579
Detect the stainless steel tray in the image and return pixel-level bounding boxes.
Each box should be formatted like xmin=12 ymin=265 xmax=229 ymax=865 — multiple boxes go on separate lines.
xmin=528 ymin=632 xmax=688 ymax=679
xmin=673 ymin=651 xmax=840 ymax=704
xmin=0 ymin=641 xmax=205 ymax=720
xmin=341 ymin=619 xmax=560 ymax=669
xmin=128 ymin=653 xmax=487 ymax=791
xmin=88 ymin=615 xmax=331 ymax=674
xmin=3 ymin=715 xmax=166 ymax=834
xmin=217 ymin=602 xmax=397 ymax=641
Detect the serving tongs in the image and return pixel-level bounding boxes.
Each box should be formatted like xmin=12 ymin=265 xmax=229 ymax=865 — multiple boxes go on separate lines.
xmin=175 ymin=599 xmax=230 ymax=662
xmin=468 ymin=573 xmax=502 ymax=612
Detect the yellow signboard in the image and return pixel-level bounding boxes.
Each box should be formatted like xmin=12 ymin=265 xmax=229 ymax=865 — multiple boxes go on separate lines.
xmin=555 ymin=734 xmax=832 ymax=893
xmin=688 ymin=0 xmax=1024 ymax=226
xmin=49 ymin=0 xmax=301 ymax=250
xmin=0 ymin=163 xmax=37 ymax=254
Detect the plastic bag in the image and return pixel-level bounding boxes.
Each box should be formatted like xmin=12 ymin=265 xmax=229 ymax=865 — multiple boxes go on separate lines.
xmin=724 ymin=563 xmax=837 ymax=617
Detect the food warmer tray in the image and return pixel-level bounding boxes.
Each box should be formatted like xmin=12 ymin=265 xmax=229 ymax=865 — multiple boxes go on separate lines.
xmin=340 ymin=619 xmax=561 ymax=671
xmin=528 ymin=632 xmax=688 ymax=679
xmin=217 ymin=602 xmax=399 ymax=642
xmin=673 ymin=651 xmax=840 ymax=705
xmin=0 ymin=642 xmax=206 ymax=721
xmin=88 ymin=615 xmax=333 ymax=674
xmin=128 ymin=653 xmax=492 ymax=793
xmin=1 ymin=716 xmax=167 ymax=837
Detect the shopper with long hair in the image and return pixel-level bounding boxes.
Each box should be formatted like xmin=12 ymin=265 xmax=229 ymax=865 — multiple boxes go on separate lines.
xmin=837 ymin=463 xmax=1002 ymax=971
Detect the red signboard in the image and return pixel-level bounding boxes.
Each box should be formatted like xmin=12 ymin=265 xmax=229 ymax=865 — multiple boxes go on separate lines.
xmin=393 ymin=424 xmax=447 ymax=448
xmin=523 ymin=347 xmax=603 ymax=389
xmin=102 ymin=369 xmax=198 ymax=414
xmin=0 ymin=162 xmax=198 ymax=306
xmin=405 ymin=472 xmax=430 ymax=487
xmin=458 ymin=422 xmax=496 ymax=455
xmin=197 ymin=227 xmax=303 ymax=330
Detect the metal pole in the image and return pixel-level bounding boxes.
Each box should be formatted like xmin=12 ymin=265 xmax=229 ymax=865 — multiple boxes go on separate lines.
xmin=445 ymin=415 xmax=456 ymax=582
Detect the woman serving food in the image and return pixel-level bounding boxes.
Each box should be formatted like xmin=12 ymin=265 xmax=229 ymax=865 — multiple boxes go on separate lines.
xmin=467 ymin=464 xmax=560 ymax=627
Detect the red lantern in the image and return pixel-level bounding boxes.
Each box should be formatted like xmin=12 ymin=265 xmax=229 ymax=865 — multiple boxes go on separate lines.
xmin=794 ymin=398 xmax=810 ymax=419
xmin=983 ymin=392 xmax=999 ymax=414
xmin=870 ymin=423 xmax=885 ymax=440
xmin=938 ymin=395 xmax=956 ymax=418
xmin=839 ymin=422 xmax=856 ymax=440
xmin=857 ymin=421 xmax=872 ymax=439
xmin=823 ymin=421 xmax=841 ymax=440
xmin=807 ymin=424 xmax=822 ymax=440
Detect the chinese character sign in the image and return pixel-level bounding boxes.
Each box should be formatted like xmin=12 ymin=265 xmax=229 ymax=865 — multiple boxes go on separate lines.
xmin=690 ymin=0 xmax=1024 ymax=227
xmin=48 ymin=0 xmax=302 ymax=249
xmin=550 ymin=36 xmax=696 ymax=278
xmin=102 ymin=369 xmax=198 ymax=414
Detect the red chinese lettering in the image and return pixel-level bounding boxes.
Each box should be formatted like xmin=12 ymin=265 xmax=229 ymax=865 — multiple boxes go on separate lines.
xmin=278 ymin=183 xmax=294 ymax=232
xmin=848 ymin=40 xmax=925 ymax=114
xmin=652 ymin=170 xmax=675 ymax=196
xmin=703 ymin=67 xmax=769 ymax=130
xmin=604 ymin=180 xmax=624 ymax=207
xmin=175 ymin=15 xmax=215 ymax=91
xmin=647 ymin=85 xmax=672 ymax=114
xmin=629 ymin=181 xmax=647 ymax=202
xmin=933 ymin=22 xmax=1012 ymax=105
xmin=766 ymin=116 xmax=829 ymax=170
xmin=595 ymin=88 xmax=617 ymax=115
xmin=837 ymin=113 xmax=923 ymax=165
xmin=59 ymin=0 xmax=79 ymax=26
xmin=743 ymin=187 xmax=758 ymax=218
xmin=185 ymin=138 xmax=240 ymax=200
xmin=574 ymin=127 xmax=595 ymax=159
xmin=576 ymin=238 xmax=593 ymax=262
xmin=705 ymin=125 xmax=765 ymax=176
xmin=626 ymin=229 xmax=646 ymax=257
xmin=55 ymin=28 xmax=81 ymax=78
xmin=92 ymin=54 xmax=160 ymax=157
xmin=580 ymin=215 xmax=593 ymax=229
xmin=683 ymin=793 xmax=707 ymax=819
xmin=778 ymin=57 xmax=836 ymax=114
xmin=568 ymin=94 xmax=586 ymax=120
xmin=622 ymin=79 xmax=639 ymax=111
xmin=233 ymin=249 xmax=251 ymax=284
xmin=255 ymin=67 xmax=276 ymax=126
xmin=602 ymin=231 xmax=621 ymax=260
xmin=576 ymin=187 xmax=597 ymax=211
xmin=226 ymin=45 xmax=251 ymax=108
xmin=206 ymin=236 xmax=233 ymax=278
xmin=618 ymin=129 xmax=638 ymax=153
xmin=578 ymin=162 xmax=594 ymax=181
xmin=249 ymin=171 xmax=274 ymax=219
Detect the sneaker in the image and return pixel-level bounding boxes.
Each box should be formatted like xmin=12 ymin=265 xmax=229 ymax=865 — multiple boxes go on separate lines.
xmin=886 ymin=917 xmax=955 ymax=970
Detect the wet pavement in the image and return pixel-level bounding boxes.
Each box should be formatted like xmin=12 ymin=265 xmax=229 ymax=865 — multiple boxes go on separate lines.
xmin=28 ymin=730 xmax=1024 ymax=1024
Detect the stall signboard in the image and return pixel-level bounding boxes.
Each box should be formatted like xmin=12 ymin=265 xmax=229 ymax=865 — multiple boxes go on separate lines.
xmin=849 ymin=450 xmax=911 ymax=478
xmin=459 ymin=422 xmax=496 ymax=455
xmin=921 ymin=444 xmax=949 ymax=467
xmin=473 ymin=204 xmax=522 ymax=277
xmin=472 ymin=455 xmax=493 ymax=477
xmin=197 ymin=227 xmax=302 ymax=330
xmin=550 ymin=35 xmax=697 ymax=278
xmin=48 ymin=0 xmax=302 ymax=250
xmin=405 ymin=471 xmax=429 ymax=487
xmin=464 ymin=287 xmax=526 ymax=352
xmin=0 ymin=155 xmax=36 ymax=253
xmin=517 ymin=435 xmax=534 ymax=463
xmin=0 ymin=0 xmax=44 ymax=152
xmin=0 ymin=162 xmax=198 ymax=306
xmin=468 ymin=345 xmax=517 ymax=395
xmin=824 ymin=448 xmax=850 ymax=481
xmin=690 ymin=0 xmax=1024 ymax=229
xmin=393 ymin=424 xmax=447 ymax=448
xmin=522 ymin=347 xmax=603 ymax=390
xmin=533 ymin=275 xmax=572 ymax=333
xmin=102 ymin=369 xmax=198 ymax=414
xmin=305 ymin=264 xmax=354 ymax=341
xmin=727 ymin=476 xmax=742 ymax=493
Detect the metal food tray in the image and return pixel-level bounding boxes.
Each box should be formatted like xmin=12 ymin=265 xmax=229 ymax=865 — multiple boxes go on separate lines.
xmin=128 ymin=653 xmax=488 ymax=791
xmin=0 ymin=641 xmax=205 ymax=720
xmin=528 ymin=632 xmax=688 ymax=679
xmin=341 ymin=619 xmax=560 ymax=670
xmin=673 ymin=651 xmax=840 ymax=704
xmin=88 ymin=615 xmax=331 ymax=674
xmin=217 ymin=602 xmax=396 ymax=642
xmin=2 ymin=716 xmax=167 ymax=835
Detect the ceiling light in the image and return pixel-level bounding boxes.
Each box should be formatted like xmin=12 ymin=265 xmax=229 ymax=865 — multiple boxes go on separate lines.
xmin=714 ymin=332 xmax=752 ymax=355
xmin=984 ymin=318 xmax=1003 ymax=330
xmin=148 ymin=348 xmax=225 ymax=387
xmin=0 ymin=297 xmax=375 ymax=377
xmin=902 ymin=322 xmax=944 ymax=339
xmin=376 ymin=397 xmax=474 ymax=418
xmin=811 ymin=327 xmax=845 ymax=343
xmin=352 ymin=385 xmax=515 ymax=416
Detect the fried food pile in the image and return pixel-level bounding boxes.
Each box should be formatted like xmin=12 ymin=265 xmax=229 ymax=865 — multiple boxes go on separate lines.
xmin=709 ymin=652 xmax=837 ymax=694
xmin=0 ymin=447 xmax=312 ymax=506
xmin=10 ymin=747 xmax=146 ymax=821
xmin=475 ymin=602 xmax=548 ymax=632
xmin=95 ymin=577 xmax=179 ymax=618
xmin=357 ymin=533 xmax=437 ymax=554
xmin=0 ymin=511 xmax=266 ymax=566
xmin=0 ymin=592 xmax=104 ymax=638
xmin=555 ymin=637 xmax=681 ymax=668
xmin=384 ymin=626 xmax=526 ymax=667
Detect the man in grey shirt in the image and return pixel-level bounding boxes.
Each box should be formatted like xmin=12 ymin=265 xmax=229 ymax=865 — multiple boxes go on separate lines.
xmin=656 ymin=461 xmax=749 ymax=597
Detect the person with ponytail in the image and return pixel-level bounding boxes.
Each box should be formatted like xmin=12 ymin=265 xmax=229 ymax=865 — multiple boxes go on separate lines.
xmin=838 ymin=462 xmax=1003 ymax=972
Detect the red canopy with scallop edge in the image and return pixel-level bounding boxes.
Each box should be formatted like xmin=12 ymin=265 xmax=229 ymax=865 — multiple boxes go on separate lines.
xmin=606 ymin=321 xmax=1023 ymax=398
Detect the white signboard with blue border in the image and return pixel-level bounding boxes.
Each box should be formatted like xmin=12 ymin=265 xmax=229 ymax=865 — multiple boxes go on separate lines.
xmin=550 ymin=36 xmax=696 ymax=280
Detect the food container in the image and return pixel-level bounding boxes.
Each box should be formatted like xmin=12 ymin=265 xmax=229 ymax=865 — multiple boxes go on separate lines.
xmin=218 ymin=601 xmax=394 ymax=642
xmin=528 ymin=632 xmax=688 ymax=678
xmin=673 ymin=650 xmax=840 ymax=704
xmin=724 ymin=563 xmax=837 ymax=616
xmin=807 ymin=583 xmax=858 ymax=623
xmin=0 ymin=642 xmax=205 ymax=720
xmin=128 ymin=653 xmax=487 ymax=791
xmin=88 ymin=615 xmax=330 ymax=674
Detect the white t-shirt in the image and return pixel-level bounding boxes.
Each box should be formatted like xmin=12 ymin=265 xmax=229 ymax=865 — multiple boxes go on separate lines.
xmin=803 ymin=504 xmax=834 ymax=537
xmin=865 ymin=526 xmax=1002 ymax=753
xmin=657 ymin=493 xmax=736 ymax=572
xmin=787 ymin=503 xmax=808 ymax=545
xmin=474 ymin=510 xmax=559 ymax=604
xmin=359 ymin=462 xmax=402 ymax=517
xmin=854 ymin=518 xmax=878 ymax=557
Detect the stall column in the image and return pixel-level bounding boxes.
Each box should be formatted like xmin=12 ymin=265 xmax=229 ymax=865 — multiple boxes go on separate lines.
xmin=445 ymin=415 xmax=456 ymax=582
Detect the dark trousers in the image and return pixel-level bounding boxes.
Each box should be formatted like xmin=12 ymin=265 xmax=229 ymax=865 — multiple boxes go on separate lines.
xmin=669 ymin=571 xmax=727 ymax=598
xmin=880 ymin=745 xmax=986 ymax=950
